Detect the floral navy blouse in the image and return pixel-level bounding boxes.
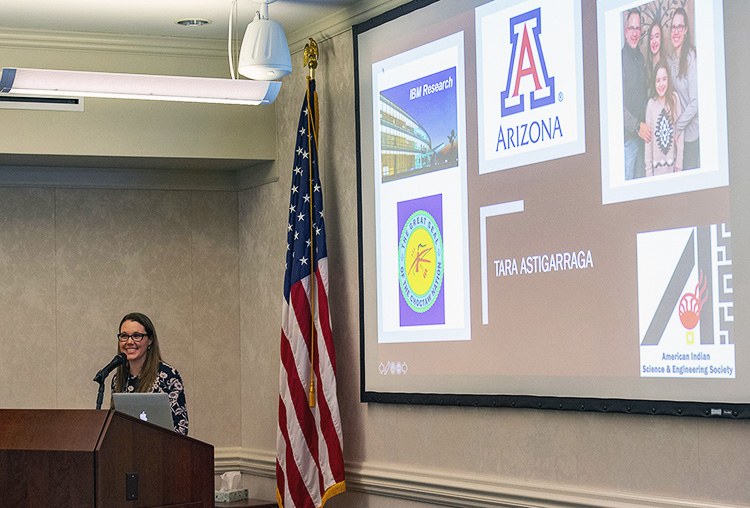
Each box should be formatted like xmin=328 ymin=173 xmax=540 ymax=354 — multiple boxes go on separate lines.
xmin=112 ymin=361 xmax=189 ymax=435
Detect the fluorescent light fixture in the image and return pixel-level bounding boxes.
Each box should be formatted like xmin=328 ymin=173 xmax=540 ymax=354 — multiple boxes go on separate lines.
xmin=238 ymin=0 xmax=292 ymax=81
xmin=0 ymin=67 xmax=281 ymax=105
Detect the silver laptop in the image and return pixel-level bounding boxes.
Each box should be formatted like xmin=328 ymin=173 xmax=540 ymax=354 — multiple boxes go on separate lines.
xmin=112 ymin=392 xmax=175 ymax=432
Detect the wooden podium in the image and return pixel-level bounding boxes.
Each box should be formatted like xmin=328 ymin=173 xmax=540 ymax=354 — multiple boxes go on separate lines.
xmin=0 ymin=409 xmax=214 ymax=508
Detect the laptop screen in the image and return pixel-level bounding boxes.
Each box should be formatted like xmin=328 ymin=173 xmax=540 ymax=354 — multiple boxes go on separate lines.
xmin=112 ymin=392 xmax=175 ymax=432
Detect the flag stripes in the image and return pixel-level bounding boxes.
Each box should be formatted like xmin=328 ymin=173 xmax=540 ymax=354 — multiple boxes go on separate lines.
xmin=276 ymin=77 xmax=345 ymax=508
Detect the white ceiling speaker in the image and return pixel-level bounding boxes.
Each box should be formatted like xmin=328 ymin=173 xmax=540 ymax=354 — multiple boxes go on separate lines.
xmin=238 ymin=0 xmax=292 ymax=81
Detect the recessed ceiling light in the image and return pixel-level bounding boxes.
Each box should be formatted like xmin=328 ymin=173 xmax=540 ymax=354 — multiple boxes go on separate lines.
xmin=175 ymin=19 xmax=212 ymax=27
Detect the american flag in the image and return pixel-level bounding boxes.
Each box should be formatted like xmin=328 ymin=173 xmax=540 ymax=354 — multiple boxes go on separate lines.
xmin=276 ymin=77 xmax=346 ymax=508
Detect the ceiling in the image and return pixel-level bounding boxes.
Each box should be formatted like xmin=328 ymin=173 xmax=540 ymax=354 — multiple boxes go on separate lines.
xmin=0 ymin=0 xmax=393 ymax=48
xmin=0 ymin=0 xmax=403 ymax=175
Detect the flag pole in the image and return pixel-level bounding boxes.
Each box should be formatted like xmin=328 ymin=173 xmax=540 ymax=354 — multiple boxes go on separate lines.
xmin=305 ymin=38 xmax=319 ymax=408
xmin=277 ymin=37 xmax=345 ymax=506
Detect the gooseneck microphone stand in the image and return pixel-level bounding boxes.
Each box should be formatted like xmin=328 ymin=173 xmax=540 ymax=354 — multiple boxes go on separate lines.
xmin=95 ymin=379 xmax=106 ymax=410
xmin=93 ymin=352 xmax=127 ymax=409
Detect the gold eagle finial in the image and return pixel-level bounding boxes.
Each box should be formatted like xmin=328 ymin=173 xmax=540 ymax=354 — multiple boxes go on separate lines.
xmin=303 ymin=38 xmax=319 ymax=76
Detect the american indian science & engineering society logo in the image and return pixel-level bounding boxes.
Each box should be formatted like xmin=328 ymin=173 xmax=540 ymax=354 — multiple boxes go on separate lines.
xmin=397 ymin=194 xmax=445 ymax=327
xmin=637 ymin=224 xmax=734 ymax=378
xmin=476 ymin=0 xmax=584 ymax=173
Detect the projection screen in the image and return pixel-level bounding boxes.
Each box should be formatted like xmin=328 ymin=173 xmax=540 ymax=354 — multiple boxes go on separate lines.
xmin=355 ymin=0 xmax=750 ymax=417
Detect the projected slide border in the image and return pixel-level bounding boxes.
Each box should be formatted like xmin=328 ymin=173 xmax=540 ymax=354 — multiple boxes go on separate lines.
xmin=476 ymin=0 xmax=586 ymax=174
xmin=597 ymin=0 xmax=729 ymax=205
xmin=372 ymin=31 xmax=471 ymax=344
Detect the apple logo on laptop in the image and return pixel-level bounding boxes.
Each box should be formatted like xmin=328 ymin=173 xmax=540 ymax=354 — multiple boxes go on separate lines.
xmin=140 ymin=411 xmax=148 ymax=422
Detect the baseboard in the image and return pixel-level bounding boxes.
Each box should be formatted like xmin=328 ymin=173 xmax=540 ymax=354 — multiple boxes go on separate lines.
xmin=215 ymin=447 xmax=277 ymax=480
xmin=214 ymin=447 xmax=744 ymax=508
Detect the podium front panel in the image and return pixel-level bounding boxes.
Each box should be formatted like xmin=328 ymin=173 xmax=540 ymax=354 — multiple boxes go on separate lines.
xmin=0 ymin=409 xmax=214 ymax=508
xmin=96 ymin=410 xmax=214 ymax=508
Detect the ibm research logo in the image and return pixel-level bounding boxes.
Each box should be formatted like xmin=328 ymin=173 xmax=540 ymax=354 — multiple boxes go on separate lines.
xmin=500 ymin=8 xmax=555 ymax=117
xmin=476 ymin=0 xmax=584 ymax=173
xmin=637 ymin=224 xmax=734 ymax=378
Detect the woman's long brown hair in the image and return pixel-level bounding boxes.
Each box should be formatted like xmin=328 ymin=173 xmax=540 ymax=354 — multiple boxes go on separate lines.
xmin=112 ymin=312 xmax=163 ymax=395
xmin=652 ymin=59 xmax=677 ymax=124
xmin=672 ymin=7 xmax=695 ymax=79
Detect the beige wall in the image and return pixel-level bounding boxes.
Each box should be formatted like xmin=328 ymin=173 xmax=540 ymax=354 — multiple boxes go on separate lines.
xmin=235 ymin=21 xmax=750 ymax=508
xmin=3 ymin=2 xmax=750 ymax=507
xmin=0 ymin=187 xmax=242 ymax=448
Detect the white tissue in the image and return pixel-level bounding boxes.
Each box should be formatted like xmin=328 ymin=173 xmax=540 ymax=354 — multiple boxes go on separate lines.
xmin=219 ymin=471 xmax=242 ymax=492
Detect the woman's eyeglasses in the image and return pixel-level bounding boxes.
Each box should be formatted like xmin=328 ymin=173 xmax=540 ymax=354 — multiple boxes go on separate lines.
xmin=117 ymin=333 xmax=148 ymax=342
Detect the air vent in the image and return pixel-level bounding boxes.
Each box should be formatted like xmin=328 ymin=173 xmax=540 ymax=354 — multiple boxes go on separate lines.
xmin=0 ymin=95 xmax=83 ymax=111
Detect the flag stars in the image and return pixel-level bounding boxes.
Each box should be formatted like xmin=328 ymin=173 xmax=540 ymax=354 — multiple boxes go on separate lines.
xmin=289 ymin=204 xmax=296 ymax=213
xmin=297 ymin=213 xmax=305 ymax=222
xmin=280 ymin=88 xmax=343 ymax=499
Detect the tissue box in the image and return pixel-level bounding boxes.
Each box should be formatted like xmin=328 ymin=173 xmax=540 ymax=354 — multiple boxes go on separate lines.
xmin=214 ymin=489 xmax=249 ymax=503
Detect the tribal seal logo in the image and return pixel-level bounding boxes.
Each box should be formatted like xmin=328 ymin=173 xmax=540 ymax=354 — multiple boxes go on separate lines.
xmin=398 ymin=210 xmax=444 ymax=313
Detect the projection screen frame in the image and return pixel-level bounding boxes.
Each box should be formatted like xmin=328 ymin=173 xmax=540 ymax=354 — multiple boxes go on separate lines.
xmin=354 ymin=0 xmax=748 ymax=419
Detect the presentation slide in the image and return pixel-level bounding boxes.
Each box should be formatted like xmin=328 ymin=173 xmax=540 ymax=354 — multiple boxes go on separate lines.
xmin=374 ymin=32 xmax=471 ymax=344
xmin=356 ymin=0 xmax=745 ymax=414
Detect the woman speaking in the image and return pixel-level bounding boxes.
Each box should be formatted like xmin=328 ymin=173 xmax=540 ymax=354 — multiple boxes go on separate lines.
xmin=111 ymin=312 xmax=188 ymax=435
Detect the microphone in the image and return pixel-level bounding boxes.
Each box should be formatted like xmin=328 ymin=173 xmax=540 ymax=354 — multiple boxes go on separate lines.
xmin=93 ymin=352 xmax=127 ymax=384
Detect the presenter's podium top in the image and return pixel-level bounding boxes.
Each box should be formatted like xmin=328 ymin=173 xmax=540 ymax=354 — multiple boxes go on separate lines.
xmin=0 ymin=408 xmax=214 ymax=508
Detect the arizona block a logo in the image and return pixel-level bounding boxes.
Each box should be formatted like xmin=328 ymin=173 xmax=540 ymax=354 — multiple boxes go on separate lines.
xmin=501 ymin=8 xmax=555 ymax=117
xmin=475 ymin=0 xmax=584 ymax=173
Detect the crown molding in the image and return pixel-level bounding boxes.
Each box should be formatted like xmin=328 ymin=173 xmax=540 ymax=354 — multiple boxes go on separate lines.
xmin=0 ymin=164 xmax=236 ymax=191
xmin=0 ymin=156 xmax=279 ymax=191
xmin=0 ymin=27 xmax=227 ymax=58
xmin=285 ymin=0 xmax=411 ymax=53
xmin=214 ymin=447 xmax=741 ymax=508
xmin=0 ymin=0 xmax=412 ymax=58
